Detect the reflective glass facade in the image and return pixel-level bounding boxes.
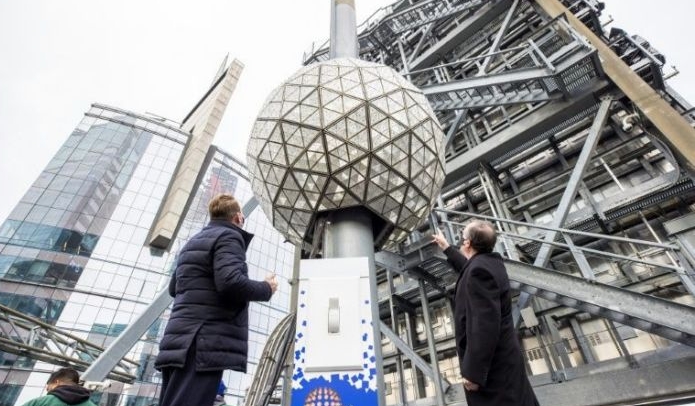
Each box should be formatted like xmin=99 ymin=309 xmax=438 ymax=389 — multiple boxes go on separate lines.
xmin=0 ymin=104 xmax=295 ymax=406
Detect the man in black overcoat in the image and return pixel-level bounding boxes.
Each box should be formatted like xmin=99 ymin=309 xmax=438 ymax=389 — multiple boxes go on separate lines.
xmin=432 ymin=220 xmax=539 ymax=406
xmin=155 ymin=193 xmax=279 ymax=406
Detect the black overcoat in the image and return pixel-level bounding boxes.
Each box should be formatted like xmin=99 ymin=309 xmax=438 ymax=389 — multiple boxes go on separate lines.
xmin=444 ymin=246 xmax=539 ymax=406
xmin=155 ymin=219 xmax=272 ymax=373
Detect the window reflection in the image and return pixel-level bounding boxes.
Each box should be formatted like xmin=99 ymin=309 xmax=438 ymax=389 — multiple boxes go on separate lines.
xmin=0 ymin=220 xmax=100 ymax=257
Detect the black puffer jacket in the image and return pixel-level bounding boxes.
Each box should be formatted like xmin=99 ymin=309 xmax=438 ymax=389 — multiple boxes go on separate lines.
xmin=154 ymin=219 xmax=273 ymax=372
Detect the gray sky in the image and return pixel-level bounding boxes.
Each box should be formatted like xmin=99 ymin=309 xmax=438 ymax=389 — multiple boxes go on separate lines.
xmin=0 ymin=1 xmax=693 ymax=224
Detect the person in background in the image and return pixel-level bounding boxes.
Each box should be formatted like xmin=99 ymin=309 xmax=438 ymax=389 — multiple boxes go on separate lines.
xmin=21 ymin=367 xmax=96 ymax=406
xmin=213 ymin=380 xmax=227 ymax=406
xmin=432 ymin=221 xmax=539 ymax=406
xmin=155 ymin=193 xmax=279 ymax=406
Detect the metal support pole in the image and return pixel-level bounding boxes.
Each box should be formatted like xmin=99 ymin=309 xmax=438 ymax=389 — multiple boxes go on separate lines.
xmin=330 ymin=0 xmax=358 ymax=59
xmin=281 ymin=247 xmax=303 ymax=406
xmin=515 ymin=98 xmax=612 ymax=323
xmin=387 ymin=270 xmax=408 ymax=406
xmin=569 ymin=318 xmax=596 ymax=364
xmin=542 ymin=315 xmax=572 ymax=379
xmin=82 ymin=287 xmax=171 ymax=382
xmin=436 ymin=196 xmax=456 ymax=244
xmin=606 ymin=319 xmax=638 ymax=368
xmin=323 ymin=207 xmax=386 ymax=406
xmin=478 ymin=0 xmax=519 ymax=75
xmin=418 ymin=281 xmax=446 ymax=406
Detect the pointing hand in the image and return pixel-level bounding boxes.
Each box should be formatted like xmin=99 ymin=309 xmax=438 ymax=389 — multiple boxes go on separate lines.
xmin=431 ymin=228 xmax=450 ymax=250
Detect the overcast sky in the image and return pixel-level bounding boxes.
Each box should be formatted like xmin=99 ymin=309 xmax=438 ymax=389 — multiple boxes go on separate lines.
xmin=0 ymin=1 xmax=693 ymax=224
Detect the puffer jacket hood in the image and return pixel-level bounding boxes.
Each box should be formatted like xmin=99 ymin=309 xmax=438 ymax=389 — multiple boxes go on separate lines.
xmin=49 ymin=384 xmax=92 ymax=404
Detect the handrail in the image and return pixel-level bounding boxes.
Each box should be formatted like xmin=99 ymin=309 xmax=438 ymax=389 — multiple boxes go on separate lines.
xmin=433 ymin=208 xmax=680 ymax=251
xmin=431 ymin=208 xmax=695 ymax=281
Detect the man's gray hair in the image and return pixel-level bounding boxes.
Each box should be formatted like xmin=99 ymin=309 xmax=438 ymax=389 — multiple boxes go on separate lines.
xmin=463 ymin=220 xmax=497 ymax=253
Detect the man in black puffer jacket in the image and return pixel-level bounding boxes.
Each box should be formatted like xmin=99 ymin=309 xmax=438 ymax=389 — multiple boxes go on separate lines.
xmin=155 ymin=193 xmax=278 ymax=406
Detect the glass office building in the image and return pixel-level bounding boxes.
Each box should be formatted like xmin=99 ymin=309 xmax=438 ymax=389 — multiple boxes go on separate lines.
xmin=0 ymin=104 xmax=295 ymax=406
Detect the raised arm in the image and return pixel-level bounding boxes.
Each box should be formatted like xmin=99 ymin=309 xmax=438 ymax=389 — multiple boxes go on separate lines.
xmin=432 ymin=229 xmax=467 ymax=272
xmin=213 ymin=231 xmax=273 ymax=302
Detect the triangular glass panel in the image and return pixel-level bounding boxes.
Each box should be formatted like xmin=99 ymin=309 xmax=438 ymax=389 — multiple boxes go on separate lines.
xmin=293 ymin=171 xmax=309 ymax=189
xmin=284 ymin=189 xmax=300 ymax=205
xmin=265 ymin=182 xmax=279 ymax=202
xmin=283 ymin=171 xmax=301 ymax=192
xmin=301 ymin=73 xmax=320 ymax=87
xmin=318 ymin=196 xmax=336 ymax=211
xmin=344 ymin=81 xmax=365 ymax=99
xmin=393 ymin=156 xmax=410 ymax=179
xmin=322 ymin=77 xmax=344 ymax=94
xmin=368 ymin=105 xmax=388 ymax=125
xmin=327 ymin=118 xmax=348 ymax=141
xmin=276 ymin=207 xmax=293 ymax=224
xmin=346 ymin=111 xmax=367 ymax=139
xmin=269 ymin=124 xmax=283 ymax=144
xmin=389 ymin=185 xmax=407 ymax=206
xmin=372 ymin=95 xmax=390 ymax=115
xmin=299 ymin=105 xmax=320 ymax=125
xmin=387 ymin=169 xmax=406 ymax=191
xmin=293 ymin=153 xmax=312 ymax=171
xmin=364 ymin=80 xmax=386 ymax=99
xmin=351 ymin=180 xmax=367 ymax=201
xmin=320 ymin=64 xmax=340 ymax=85
xmin=337 ymin=64 xmax=356 ymax=77
xmin=386 ymin=117 xmax=407 ymax=137
xmin=346 ymin=143 xmax=367 ymax=162
xmin=371 ymin=120 xmax=391 ymax=149
xmin=295 ymin=193 xmax=310 ymax=210
xmin=304 ymin=108 xmax=323 ymax=128
xmin=380 ymin=78 xmax=400 ymax=94
xmin=260 ymin=101 xmax=282 ymax=119
xmin=341 ymin=191 xmax=360 ymax=207
xmin=342 ymin=95 xmax=363 ymax=114
xmin=301 ymin=88 xmax=320 ymax=107
xmin=283 ymin=103 xmax=302 ymax=123
xmin=309 ymin=173 xmax=328 ymax=193
xmin=387 ymin=91 xmax=405 ymax=112
xmin=305 ymin=191 xmax=321 ymax=209
xmin=284 ymin=85 xmax=302 ymax=103
xmin=325 ymin=134 xmax=344 ymax=153
xmin=308 ymin=152 xmax=329 ymax=174
xmin=383 ymin=195 xmax=401 ymax=214
xmin=281 ymin=100 xmax=299 ymax=117
xmin=322 ymin=108 xmax=343 ymax=127
xmin=368 ymin=195 xmax=388 ymax=214
xmin=285 ymin=142 xmax=303 ymax=161
xmin=329 ymin=153 xmax=349 ymax=172
xmin=320 ymin=87 xmax=341 ymax=106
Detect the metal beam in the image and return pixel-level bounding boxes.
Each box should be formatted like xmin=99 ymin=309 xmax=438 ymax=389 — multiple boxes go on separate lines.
xmin=410 ymin=0 xmax=513 ymax=71
xmin=443 ymin=80 xmax=609 ymax=190
xmin=421 ymin=67 xmax=552 ymax=96
xmin=506 ymin=259 xmax=695 ymax=346
xmin=479 ymin=0 xmax=520 ymax=74
xmin=379 ymin=321 xmax=451 ymax=394
xmin=529 ymin=98 xmax=612 ymax=269
xmin=536 ymin=0 xmax=695 ymax=179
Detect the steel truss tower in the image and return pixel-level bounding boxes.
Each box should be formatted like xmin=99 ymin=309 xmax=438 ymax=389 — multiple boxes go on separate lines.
xmin=299 ymin=1 xmax=695 ymax=405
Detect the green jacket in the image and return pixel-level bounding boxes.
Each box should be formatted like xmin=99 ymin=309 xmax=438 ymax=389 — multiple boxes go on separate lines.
xmin=21 ymin=385 xmax=97 ymax=406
